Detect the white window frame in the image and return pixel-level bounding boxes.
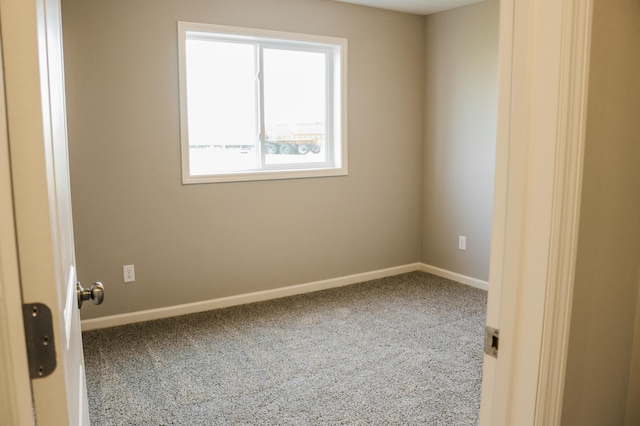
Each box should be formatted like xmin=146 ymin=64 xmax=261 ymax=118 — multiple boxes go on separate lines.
xmin=178 ymin=22 xmax=348 ymax=184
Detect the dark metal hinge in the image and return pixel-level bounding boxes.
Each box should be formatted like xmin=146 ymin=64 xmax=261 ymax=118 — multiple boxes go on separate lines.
xmin=484 ymin=326 xmax=499 ymax=358
xmin=22 ymin=303 xmax=57 ymax=379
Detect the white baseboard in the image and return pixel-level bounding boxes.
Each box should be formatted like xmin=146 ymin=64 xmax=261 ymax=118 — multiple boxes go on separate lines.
xmin=418 ymin=263 xmax=489 ymax=291
xmin=81 ymin=263 xmax=421 ymax=331
xmin=81 ymin=262 xmax=488 ymax=331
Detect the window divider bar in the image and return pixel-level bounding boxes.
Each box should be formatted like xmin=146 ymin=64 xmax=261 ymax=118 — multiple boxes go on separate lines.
xmin=257 ymin=44 xmax=266 ymax=166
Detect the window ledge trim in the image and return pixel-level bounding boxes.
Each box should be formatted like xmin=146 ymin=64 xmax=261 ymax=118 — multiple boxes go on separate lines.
xmin=182 ymin=166 xmax=348 ymax=185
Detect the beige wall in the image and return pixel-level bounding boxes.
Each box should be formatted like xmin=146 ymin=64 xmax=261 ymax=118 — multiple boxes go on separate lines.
xmin=562 ymin=0 xmax=640 ymax=424
xmin=421 ymin=0 xmax=499 ymax=281
xmin=61 ymin=0 xmax=425 ymax=319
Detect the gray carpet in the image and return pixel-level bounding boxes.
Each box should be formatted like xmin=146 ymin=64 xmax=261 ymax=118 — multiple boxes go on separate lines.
xmin=83 ymin=271 xmax=487 ymax=425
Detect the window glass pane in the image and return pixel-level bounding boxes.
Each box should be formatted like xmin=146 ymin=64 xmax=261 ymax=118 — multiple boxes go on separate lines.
xmin=179 ymin=23 xmax=346 ymax=183
xmin=263 ymin=48 xmax=327 ymax=165
xmin=185 ymin=39 xmax=258 ymax=174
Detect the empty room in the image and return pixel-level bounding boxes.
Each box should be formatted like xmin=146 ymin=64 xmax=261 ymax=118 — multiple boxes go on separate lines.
xmin=3 ymin=0 xmax=640 ymax=424
xmin=64 ymin=0 xmax=498 ymax=423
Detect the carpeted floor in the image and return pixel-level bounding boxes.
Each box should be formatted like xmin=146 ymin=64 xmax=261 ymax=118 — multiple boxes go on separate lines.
xmin=82 ymin=271 xmax=487 ymax=425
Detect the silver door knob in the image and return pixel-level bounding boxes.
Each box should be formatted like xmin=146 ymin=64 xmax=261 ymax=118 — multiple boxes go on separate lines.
xmin=76 ymin=281 xmax=105 ymax=308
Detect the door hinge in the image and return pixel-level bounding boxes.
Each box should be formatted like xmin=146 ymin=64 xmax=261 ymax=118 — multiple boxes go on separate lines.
xmin=484 ymin=326 xmax=499 ymax=358
xmin=22 ymin=303 xmax=57 ymax=379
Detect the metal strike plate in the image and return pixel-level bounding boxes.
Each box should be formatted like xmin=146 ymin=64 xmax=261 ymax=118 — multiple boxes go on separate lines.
xmin=22 ymin=303 xmax=57 ymax=379
xmin=484 ymin=326 xmax=499 ymax=358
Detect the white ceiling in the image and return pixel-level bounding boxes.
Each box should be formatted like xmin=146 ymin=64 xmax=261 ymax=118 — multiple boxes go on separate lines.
xmin=332 ymin=0 xmax=484 ymax=15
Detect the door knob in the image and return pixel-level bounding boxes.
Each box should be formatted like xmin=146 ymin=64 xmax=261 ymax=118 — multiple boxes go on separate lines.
xmin=76 ymin=281 xmax=105 ymax=308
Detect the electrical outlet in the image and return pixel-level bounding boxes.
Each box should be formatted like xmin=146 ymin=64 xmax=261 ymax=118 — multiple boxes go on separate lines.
xmin=458 ymin=236 xmax=467 ymax=251
xmin=123 ymin=264 xmax=135 ymax=283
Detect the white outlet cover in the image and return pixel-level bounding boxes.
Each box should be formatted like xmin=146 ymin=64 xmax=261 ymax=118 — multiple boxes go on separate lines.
xmin=123 ymin=265 xmax=135 ymax=282
xmin=459 ymin=236 xmax=467 ymax=251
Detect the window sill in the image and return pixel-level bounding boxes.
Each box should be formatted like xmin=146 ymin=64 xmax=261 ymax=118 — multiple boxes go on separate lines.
xmin=182 ymin=166 xmax=348 ymax=184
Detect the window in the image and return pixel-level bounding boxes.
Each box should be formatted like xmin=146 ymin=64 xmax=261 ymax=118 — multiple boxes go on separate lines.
xmin=178 ymin=22 xmax=347 ymax=184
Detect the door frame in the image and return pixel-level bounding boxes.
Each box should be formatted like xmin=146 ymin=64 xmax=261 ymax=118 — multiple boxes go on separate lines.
xmin=480 ymin=0 xmax=593 ymax=424
xmin=0 ymin=34 xmax=35 ymax=424
xmin=0 ymin=0 xmax=594 ymax=424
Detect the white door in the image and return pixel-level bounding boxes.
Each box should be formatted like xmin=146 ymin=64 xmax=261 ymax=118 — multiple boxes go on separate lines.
xmin=0 ymin=0 xmax=99 ymax=424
